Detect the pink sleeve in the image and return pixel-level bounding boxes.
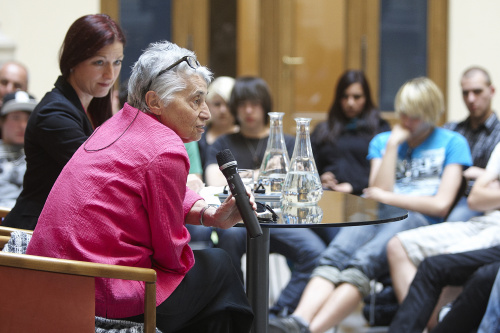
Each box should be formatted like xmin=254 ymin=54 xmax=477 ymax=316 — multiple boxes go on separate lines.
xmin=143 ymin=148 xmax=201 ymax=274
xmin=183 ymin=187 xmax=203 ymax=221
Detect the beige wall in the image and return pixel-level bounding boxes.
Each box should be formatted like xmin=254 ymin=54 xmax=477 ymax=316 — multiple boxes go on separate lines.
xmin=1 ymin=1 xmax=499 ymax=122
xmin=447 ymin=0 xmax=500 ymax=122
xmin=0 ymin=1 xmax=99 ymax=101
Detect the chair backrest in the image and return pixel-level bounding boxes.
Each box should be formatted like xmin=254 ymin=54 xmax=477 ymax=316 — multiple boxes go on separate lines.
xmin=0 ymin=227 xmax=157 ymax=333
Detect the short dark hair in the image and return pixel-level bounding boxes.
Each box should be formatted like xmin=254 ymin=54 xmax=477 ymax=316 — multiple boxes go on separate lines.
xmin=229 ymin=76 xmax=272 ymax=125
xmin=462 ymin=66 xmax=492 ymax=86
xmin=59 ymin=14 xmax=126 ymax=127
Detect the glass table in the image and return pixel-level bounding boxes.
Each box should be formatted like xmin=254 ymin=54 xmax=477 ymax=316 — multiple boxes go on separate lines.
xmin=236 ymin=190 xmax=408 ymax=333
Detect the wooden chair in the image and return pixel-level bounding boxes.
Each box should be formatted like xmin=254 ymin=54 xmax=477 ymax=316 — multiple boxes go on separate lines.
xmin=0 ymin=226 xmax=157 ymax=333
xmin=0 ymin=206 xmax=10 ymax=218
xmin=0 ymin=206 xmax=11 ymax=226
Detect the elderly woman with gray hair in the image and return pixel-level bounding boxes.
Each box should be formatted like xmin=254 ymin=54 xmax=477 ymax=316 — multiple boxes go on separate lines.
xmin=26 ymin=41 xmax=254 ymax=332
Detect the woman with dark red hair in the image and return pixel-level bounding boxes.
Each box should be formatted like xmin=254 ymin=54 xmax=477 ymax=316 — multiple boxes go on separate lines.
xmin=3 ymin=14 xmax=126 ymax=230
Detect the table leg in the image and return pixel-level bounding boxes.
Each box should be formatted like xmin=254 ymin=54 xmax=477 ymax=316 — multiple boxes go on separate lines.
xmin=247 ymin=227 xmax=270 ymax=333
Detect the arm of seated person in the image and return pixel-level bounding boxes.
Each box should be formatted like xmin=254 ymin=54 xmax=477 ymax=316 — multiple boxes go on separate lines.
xmin=369 ymin=125 xmax=411 ymax=191
xmin=463 ymin=166 xmax=486 ymax=181
xmin=186 ymin=174 xmax=204 ymax=193
xmin=364 ymin=163 xmax=464 ymax=218
xmin=467 ymin=170 xmax=500 ymax=211
xmin=332 ymin=182 xmax=353 ymax=193
xmin=320 ymin=171 xmax=338 ymax=190
xmin=185 ymin=192 xmax=256 ymax=229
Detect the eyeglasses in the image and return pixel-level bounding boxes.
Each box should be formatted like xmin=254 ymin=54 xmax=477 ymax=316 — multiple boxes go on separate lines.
xmin=144 ymin=56 xmax=201 ymax=94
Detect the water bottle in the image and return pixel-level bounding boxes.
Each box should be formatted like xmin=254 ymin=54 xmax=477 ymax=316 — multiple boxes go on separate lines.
xmin=257 ymin=112 xmax=290 ymax=194
xmin=282 ymin=118 xmax=323 ymax=205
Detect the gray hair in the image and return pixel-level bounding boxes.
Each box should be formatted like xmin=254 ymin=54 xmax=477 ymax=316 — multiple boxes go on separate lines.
xmin=127 ymin=41 xmax=213 ymax=113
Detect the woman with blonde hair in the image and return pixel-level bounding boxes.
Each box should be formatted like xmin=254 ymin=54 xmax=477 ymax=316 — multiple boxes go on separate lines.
xmin=198 ymin=76 xmax=238 ymax=171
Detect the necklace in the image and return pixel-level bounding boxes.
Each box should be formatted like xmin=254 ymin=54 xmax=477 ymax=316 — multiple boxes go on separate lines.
xmin=243 ymin=136 xmax=266 ymax=169
xmin=84 ymin=109 xmax=139 ymax=152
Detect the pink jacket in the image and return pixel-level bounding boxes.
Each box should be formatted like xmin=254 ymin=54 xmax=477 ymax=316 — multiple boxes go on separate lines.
xmin=27 ymin=104 xmax=202 ymax=318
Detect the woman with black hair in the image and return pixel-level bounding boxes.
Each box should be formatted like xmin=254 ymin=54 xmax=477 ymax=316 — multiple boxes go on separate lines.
xmin=311 ymin=70 xmax=390 ymax=195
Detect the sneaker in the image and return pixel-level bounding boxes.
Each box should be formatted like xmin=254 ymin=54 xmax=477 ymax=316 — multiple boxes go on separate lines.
xmin=438 ymin=302 xmax=453 ymax=322
xmin=268 ymin=316 xmax=311 ymax=333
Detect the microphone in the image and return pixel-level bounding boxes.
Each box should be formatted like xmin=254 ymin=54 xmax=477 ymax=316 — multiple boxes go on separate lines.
xmin=216 ymin=149 xmax=263 ymax=238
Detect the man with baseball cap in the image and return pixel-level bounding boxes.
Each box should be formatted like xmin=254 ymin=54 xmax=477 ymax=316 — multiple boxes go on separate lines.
xmin=0 ymin=91 xmax=37 ymax=208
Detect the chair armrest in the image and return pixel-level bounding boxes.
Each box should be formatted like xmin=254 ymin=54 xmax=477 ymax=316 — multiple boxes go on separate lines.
xmin=0 ymin=252 xmax=157 ymax=333
xmin=0 ymin=226 xmax=33 ymax=237
xmin=0 ymin=252 xmax=156 ymax=281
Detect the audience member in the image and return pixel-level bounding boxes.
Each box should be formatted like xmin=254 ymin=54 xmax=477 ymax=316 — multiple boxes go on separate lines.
xmin=0 ymin=61 xmax=29 ymax=107
xmin=185 ymin=141 xmax=204 ymax=192
xmin=205 ymin=76 xmax=278 ymax=184
xmin=444 ymin=66 xmax=500 ymax=221
xmin=199 ymin=76 xmax=237 ymax=173
xmin=185 ymin=141 xmax=203 ymax=178
xmin=269 ymin=77 xmax=472 ymax=333
xmin=389 ymin=246 xmax=500 ymax=333
xmin=0 ymin=91 xmax=36 ymax=208
xmin=311 ymin=70 xmax=390 ymax=195
xmin=205 ymin=76 xmax=333 ymax=317
xmin=185 ymin=76 xmax=237 ymax=247
xmin=3 ymin=14 xmax=125 ymax=230
xmin=26 ymin=40 xmax=254 ymax=332
xmin=184 ymin=140 xmax=213 ymax=245
xmin=387 ymin=141 xmax=500 ymax=305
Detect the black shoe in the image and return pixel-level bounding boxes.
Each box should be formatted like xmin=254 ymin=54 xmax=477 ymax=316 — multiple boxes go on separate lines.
xmin=269 ymin=316 xmax=310 ymax=333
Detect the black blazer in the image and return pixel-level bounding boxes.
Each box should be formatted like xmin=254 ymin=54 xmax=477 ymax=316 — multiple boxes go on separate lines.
xmin=3 ymin=76 xmax=94 ymax=230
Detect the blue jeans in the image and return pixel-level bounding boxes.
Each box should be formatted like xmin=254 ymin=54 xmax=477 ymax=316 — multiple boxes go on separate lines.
xmin=316 ymin=211 xmax=429 ymax=294
xmin=216 ymin=226 xmax=333 ymax=314
xmin=445 ymin=196 xmax=483 ymax=222
xmin=186 ymin=224 xmax=213 ymax=242
xmin=479 ymin=267 xmax=500 ymax=333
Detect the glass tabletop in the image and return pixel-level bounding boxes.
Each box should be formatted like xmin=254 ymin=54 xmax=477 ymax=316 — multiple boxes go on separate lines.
xmin=221 ymin=190 xmax=408 ymax=228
